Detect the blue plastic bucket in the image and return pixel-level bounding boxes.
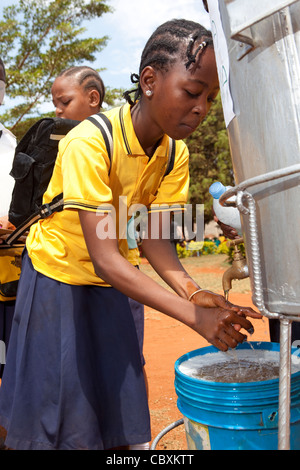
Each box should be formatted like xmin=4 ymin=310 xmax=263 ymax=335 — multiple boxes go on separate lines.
xmin=175 ymin=342 xmax=300 ymax=450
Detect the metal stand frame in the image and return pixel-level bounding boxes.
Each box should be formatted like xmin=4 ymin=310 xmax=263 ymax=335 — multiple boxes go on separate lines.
xmin=220 ymin=164 xmax=300 ymax=450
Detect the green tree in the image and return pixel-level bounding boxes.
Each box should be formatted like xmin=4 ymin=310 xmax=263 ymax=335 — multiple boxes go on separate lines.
xmin=185 ymin=95 xmax=234 ymax=223
xmin=0 ymin=0 xmax=113 ymax=135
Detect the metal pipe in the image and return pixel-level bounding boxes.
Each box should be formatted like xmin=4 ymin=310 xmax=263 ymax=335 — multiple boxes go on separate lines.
xmin=220 ymin=187 xmax=300 ymax=323
xmin=278 ymin=318 xmax=292 ymax=450
xmin=210 ymin=0 xmax=300 ymax=451
xmin=219 ymin=163 xmax=300 ymax=208
xmin=240 ymin=191 xmax=279 ymax=320
xmin=222 ymin=187 xmax=300 ymax=451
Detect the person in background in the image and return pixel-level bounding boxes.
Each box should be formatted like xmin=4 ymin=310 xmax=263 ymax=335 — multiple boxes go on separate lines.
xmin=0 ymin=58 xmax=18 ymax=381
xmin=0 ymin=58 xmax=16 ymax=232
xmin=0 ymin=20 xmax=260 ymax=450
xmin=51 ymin=65 xmax=105 ymax=121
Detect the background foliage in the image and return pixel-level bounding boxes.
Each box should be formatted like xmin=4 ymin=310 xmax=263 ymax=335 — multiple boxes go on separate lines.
xmin=0 ymin=0 xmax=117 ymax=138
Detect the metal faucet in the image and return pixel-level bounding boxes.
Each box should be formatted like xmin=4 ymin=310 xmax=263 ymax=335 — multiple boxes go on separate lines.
xmin=222 ymin=238 xmax=249 ymax=300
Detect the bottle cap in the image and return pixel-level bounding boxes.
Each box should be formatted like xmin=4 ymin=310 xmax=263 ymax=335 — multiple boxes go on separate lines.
xmin=209 ymin=182 xmax=225 ymax=199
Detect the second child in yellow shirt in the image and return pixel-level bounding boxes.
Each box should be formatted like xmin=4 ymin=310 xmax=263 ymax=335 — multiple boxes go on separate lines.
xmin=51 ymin=65 xmax=105 ymax=120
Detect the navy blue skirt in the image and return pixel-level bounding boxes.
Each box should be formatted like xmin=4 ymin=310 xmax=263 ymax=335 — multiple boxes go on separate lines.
xmin=0 ymin=253 xmax=150 ymax=450
xmin=128 ymin=297 xmax=145 ymax=366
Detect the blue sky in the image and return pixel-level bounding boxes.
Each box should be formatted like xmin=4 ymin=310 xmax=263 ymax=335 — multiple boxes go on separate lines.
xmin=1 ymin=0 xmax=210 ymax=108
xmin=84 ymin=0 xmax=211 ymax=90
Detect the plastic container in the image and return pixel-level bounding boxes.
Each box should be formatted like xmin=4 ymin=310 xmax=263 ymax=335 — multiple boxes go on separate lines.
xmin=175 ymin=342 xmax=300 ymax=450
xmin=209 ymin=181 xmax=242 ymax=234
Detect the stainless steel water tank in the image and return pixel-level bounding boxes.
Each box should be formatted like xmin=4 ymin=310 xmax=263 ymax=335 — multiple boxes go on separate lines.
xmin=211 ymin=0 xmax=300 ymax=316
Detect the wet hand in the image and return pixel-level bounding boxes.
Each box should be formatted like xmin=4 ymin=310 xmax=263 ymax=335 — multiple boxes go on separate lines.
xmin=190 ymin=290 xmax=262 ymax=351
xmin=190 ymin=289 xmax=261 ymax=318
xmin=192 ymin=305 xmax=256 ymax=351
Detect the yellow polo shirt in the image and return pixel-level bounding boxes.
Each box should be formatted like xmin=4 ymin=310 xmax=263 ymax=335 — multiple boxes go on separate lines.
xmin=26 ymin=103 xmax=190 ymax=286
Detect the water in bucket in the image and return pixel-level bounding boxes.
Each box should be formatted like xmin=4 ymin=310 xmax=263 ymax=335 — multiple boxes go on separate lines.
xmin=178 ymin=345 xmax=300 ymax=383
xmin=175 ymin=342 xmax=300 ymax=450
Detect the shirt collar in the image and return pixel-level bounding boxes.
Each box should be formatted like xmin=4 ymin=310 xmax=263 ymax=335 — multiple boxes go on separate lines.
xmin=119 ymin=103 xmax=170 ymax=159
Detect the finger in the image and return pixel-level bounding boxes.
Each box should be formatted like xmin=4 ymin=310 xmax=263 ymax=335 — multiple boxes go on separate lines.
xmin=219 ymin=328 xmax=246 ymax=349
xmin=212 ymin=337 xmax=229 ymax=352
xmin=219 ymin=331 xmax=238 ymax=349
xmin=230 ymin=312 xmax=254 ymax=334
xmin=232 ymin=322 xmax=254 ymax=336
xmin=215 ymin=298 xmax=249 ymax=314
xmin=233 ymin=323 xmax=242 ymax=332
xmin=228 ymin=303 xmax=262 ymax=319
xmin=213 ymin=296 xmax=240 ymax=311
xmin=238 ymin=307 xmax=262 ymax=319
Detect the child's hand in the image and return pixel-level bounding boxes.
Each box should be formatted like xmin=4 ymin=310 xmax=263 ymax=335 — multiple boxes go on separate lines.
xmin=190 ymin=290 xmax=262 ymax=351
xmin=190 ymin=289 xmax=261 ymax=317
xmin=213 ymin=213 xmax=240 ymax=240
xmin=192 ymin=304 xmax=255 ymax=351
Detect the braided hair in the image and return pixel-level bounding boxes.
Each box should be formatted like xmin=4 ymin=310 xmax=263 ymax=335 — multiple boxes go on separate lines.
xmin=57 ymin=66 xmax=105 ymax=106
xmin=123 ymin=19 xmax=213 ymax=105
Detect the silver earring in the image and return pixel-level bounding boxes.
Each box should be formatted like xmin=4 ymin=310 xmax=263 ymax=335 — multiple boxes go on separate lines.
xmin=145 ymin=90 xmax=152 ymax=97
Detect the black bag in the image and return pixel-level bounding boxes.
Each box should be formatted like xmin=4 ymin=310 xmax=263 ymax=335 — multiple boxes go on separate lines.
xmin=9 ymin=117 xmax=80 ymax=228
xmin=6 ymin=113 xmax=113 ymax=246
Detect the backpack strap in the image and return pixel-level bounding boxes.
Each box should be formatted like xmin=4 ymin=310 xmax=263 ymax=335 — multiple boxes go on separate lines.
xmin=5 ymin=193 xmax=64 ymax=246
xmin=164 ymin=137 xmax=176 ymax=176
xmin=86 ymin=112 xmax=113 ymax=172
xmin=5 ymin=114 xmax=114 ymax=247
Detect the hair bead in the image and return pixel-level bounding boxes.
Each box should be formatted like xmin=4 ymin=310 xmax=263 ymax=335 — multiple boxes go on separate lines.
xmin=185 ymin=39 xmax=208 ymax=69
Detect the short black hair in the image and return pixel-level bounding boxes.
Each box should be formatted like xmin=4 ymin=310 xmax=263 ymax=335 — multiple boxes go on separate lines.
xmin=57 ymin=66 xmax=105 ymax=105
xmin=124 ymin=19 xmax=213 ymax=104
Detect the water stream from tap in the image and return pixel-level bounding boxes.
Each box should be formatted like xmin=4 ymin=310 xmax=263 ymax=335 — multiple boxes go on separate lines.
xmin=223 ymin=290 xmax=264 ymax=378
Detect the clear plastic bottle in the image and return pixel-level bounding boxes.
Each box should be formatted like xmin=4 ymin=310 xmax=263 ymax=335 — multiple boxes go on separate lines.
xmin=209 ymin=181 xmax=242 ymax=234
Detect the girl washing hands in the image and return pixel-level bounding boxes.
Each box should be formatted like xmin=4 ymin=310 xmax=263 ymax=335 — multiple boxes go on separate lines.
xmin=0 ymin=19 xmax=260 ymax=450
